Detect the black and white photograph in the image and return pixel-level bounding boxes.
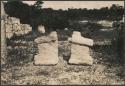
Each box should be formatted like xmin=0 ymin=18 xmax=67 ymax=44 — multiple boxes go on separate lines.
xmin=1 ymin=0 xmax=125 ymax=85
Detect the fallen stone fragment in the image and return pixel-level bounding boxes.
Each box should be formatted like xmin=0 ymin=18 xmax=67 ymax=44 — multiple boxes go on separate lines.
xmin=34 ymin=43 xmax=58 ymax=65
xmin=6 ymin=32 xmax=13 ymax=39
xmin=38 ymin=25 xmax=45 ymax=34
xmin=11 ymin=17 xmax=20 ymax=24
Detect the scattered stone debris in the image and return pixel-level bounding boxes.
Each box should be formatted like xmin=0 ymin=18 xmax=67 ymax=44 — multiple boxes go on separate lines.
xmin=5 ymin=17 xmax=32 ymax=38
xmin=38 ymin=25 xmax=45 ymax=34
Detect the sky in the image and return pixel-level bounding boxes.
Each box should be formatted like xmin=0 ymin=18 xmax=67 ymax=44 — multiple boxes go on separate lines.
xmin=23 ymin=1 xmax=124 ymax=10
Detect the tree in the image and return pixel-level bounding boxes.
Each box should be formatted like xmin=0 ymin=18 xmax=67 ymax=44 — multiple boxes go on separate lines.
xmin=1 ymin=1 xmax=7 ymax=65
xmin=33 ymin=0 xmax=43 ymax=10
xmin=4 ymin=0 xmax=30 ymax=24
xmin=30 ymin=0 xmax=44 ymax=36
xmin=109 ymin=4 xmax=124 ymax=20
xmin=4 ymin=0 xmax=44 ymax=36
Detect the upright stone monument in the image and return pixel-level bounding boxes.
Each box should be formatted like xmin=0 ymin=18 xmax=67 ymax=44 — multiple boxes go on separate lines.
xmin=34 ymin=31 xmax=59 ymax=65
xmin=68 ymin=31 xmax=94 ymax=65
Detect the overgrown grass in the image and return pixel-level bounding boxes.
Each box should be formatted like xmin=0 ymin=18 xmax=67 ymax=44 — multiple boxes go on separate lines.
xmin=1 ymin=22 xmax=124 ymax=85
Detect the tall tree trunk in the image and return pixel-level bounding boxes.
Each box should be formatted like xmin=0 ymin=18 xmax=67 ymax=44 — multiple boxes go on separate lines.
xmin=1 ymin=2 xmax=7 ymax=65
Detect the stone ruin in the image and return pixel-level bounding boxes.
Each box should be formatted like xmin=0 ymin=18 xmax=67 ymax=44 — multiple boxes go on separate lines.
xmin=38 ymin=25 xmax=45 ymax=34
xmin=2 ymin=2 xmax=94 ymax=65
xmin=34 ymin=31 xmax=94 ymax=66
xmin=3 ymin=16 xmax=94 ymax=66
xmin=5 ymin=17 xmax=32 ymax=39
xmin=2 ymin=1 xmax=94 ymax=66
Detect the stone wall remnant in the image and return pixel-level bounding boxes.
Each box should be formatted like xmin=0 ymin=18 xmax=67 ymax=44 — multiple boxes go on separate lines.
xmin=5 ymin=17 xmax=32 ymax=39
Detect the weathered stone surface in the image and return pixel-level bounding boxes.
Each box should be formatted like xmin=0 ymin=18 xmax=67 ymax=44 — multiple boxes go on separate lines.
xmin=6 ymin=32 xmax=13 ymax=39
xmin=34 ymin=42 xmax=58 ymax=65
xmin=5 ymin=17 xmax=32 ymax=38
xmin=49 ymin=31 xmax=58 ymax=40
xmin=5 ymin=24 xmax=12 ymax=33
xmin=69 ymin=31 xmax=93 ymax=65
xmin=38 ymin=25 xmax=45 ymax=33
xmin=69 ymin=31 xmax=94 ymax=46
xmin=34 ymin=31 xmax=59 ymax=65
xmin=35 ymin=31 xmax=57 ymax=44
xmin=11 ymin=17 xmax=20 ymax=24
xmin=69 ymin=44 xmax=93 ymax=65
xmin=23 ymin=24 xmax=32 ymax=34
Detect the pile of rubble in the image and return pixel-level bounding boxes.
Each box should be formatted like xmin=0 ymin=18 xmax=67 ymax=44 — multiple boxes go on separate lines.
xmin=5 ymin=17 xmax=32 ymax=39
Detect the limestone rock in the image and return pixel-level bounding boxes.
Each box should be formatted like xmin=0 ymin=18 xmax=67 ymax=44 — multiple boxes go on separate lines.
xmin=23 ymin=24 xmax=32 ymax=34
xmin=5 ymin=16 xmax=32 ymax=38
xmin=49 ymin=31 xmax=58 ymax=40
xmin=6 ymin=32 xmax=13 ymax=39
xmin=69 ymin=31 xmax=94 ymax=46
xmin=34 ymin=31 xmax=59 ymax=65
xmin=69 ymin=44 xmax=93 ymax=65
xmin=13 ymin=24 xmax=21 ymax=32
xmin=35 ymin=31 xmax=57 ymax=44
xmin=38 ymin=25 xmax=45 ymax=33
xmin=68 ymin=31 xmax=93 ymax=65
xmin=97 ymin=20 xmax=113 ymax=27
xmin=34 ymin=42 xmax=58 ymax=65
xmin=11 ymin=17 xmax=20 ymax=24
xmin=5 ymin=24 xmax=12 ymax=33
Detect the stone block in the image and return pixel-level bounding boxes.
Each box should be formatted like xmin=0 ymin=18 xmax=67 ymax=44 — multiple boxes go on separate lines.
xmin=69 ymin=31 xmax=94 ymax=46
xmin=69 ymin=44 xmax=93 ymax=65
xmin=34 ymin=31 xmax=59 ymax=65
xmin=34 ymin=42 xmax=58 ymax=65
xmin=6 ymin=32 xmax=13 ymax=39
xmin=11 ymin=17 xmax=20 ymax=24
xmin=35 ymin=31 xmax=57 ymax=44
xmin=68 ymin=31 xmax=93 ymax=65
xmin=38 ymin=25 xmax=45 ymax=34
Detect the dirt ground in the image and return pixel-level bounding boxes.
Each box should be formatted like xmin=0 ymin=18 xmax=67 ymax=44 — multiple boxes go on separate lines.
xmin=1 ymin=29 xmax=125 ymax=85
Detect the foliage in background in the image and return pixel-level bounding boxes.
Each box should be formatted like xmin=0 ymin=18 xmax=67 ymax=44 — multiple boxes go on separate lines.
xmin=4 ymin=0 xmax=124 ymax=32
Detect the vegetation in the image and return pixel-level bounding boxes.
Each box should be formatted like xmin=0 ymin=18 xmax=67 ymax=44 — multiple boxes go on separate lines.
xmin=1 ymin=0 xmax=125 ymax=85
xmin=4 ymin=0 xmax=124 ymax=33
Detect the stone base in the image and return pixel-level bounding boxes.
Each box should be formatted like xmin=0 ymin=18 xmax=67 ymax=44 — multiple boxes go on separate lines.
xmin=34 ymin=42 xmax=58 ymax=65
xmin=69 ymin=44 xmax=93 ymax=65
